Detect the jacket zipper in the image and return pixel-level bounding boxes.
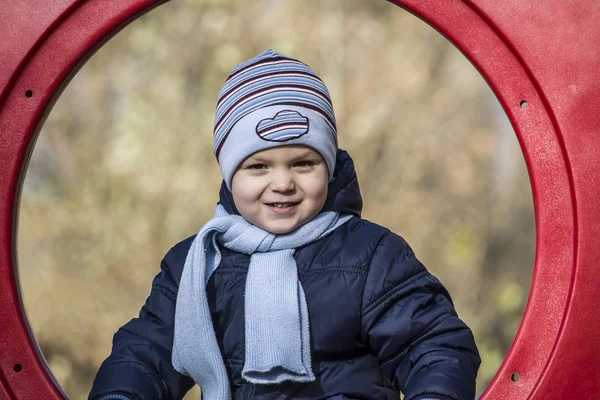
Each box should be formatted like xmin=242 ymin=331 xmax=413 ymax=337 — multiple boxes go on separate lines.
xmin=242 ymin=384 xmax=256 ymax=400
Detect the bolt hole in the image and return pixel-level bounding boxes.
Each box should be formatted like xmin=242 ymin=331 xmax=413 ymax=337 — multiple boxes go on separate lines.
xmin=25 ymin=90 xmax=33 ymax=98
xmin=520 ymin=100 xmax=528 ymax=109
xmin=511 ymin=372 xmax=520 ymax=382
xmin=13 ymin=364 xmax=22 ymax=372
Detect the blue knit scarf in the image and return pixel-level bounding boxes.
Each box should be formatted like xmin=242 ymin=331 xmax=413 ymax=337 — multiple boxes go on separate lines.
xmin=172 ymin=205 xmax=352 ymax=399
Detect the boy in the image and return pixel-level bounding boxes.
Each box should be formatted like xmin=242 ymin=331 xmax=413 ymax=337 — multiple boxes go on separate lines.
xmin=90 ymin=50 xmax=480 ymax=400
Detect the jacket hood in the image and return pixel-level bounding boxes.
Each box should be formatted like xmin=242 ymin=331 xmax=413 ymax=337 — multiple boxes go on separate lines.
xmin=218 ymin=149 xmax=363 ymax=218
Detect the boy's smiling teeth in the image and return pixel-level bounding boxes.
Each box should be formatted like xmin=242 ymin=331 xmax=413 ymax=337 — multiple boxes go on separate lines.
xmin=268 ymin=202 xmax=299 ymax=208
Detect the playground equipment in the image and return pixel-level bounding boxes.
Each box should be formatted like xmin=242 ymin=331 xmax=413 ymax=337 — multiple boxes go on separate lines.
xmin=1 ymin=0 xmax=599 ymax=399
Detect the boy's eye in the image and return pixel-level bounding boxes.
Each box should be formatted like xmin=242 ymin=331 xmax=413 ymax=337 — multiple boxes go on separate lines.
xmin=246 ymin=163 xmax=267 ymax=170
xmin=294 ymin=160 xmax=314 ymax=168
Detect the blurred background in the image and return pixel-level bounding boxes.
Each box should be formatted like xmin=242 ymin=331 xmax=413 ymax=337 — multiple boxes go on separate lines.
xmin=16 ymin=0 xmax=535 ymax=398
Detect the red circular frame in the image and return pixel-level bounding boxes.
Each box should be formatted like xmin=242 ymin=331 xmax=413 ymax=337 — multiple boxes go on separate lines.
xmin=1 ymin=1 xmax=599 ymax=399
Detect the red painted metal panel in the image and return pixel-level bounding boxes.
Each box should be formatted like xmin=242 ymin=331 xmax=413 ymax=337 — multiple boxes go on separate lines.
xmin=464 ymin=1 xmax=600 ymax=398
xmin=0 ymin=0 xmax=598 ymax=399
xmin=0 ymin=0 xmax=85 ymax=107
xmin=0 ymin=1 xmax=168 ymax=399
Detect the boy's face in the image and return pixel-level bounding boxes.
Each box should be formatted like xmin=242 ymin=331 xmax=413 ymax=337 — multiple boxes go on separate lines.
xmin=231 ymin=145 xmax=329 ymax=234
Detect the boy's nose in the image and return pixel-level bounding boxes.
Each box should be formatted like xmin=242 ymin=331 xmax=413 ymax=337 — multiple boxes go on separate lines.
xmin=270 ymin=170 xmax=295 ymax=192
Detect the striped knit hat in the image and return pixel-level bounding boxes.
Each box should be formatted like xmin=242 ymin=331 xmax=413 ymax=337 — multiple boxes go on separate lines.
xmin=214 ymin=50 xmax=338 ymax=189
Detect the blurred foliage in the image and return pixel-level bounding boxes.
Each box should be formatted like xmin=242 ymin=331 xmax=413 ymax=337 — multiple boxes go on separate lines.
xmin=17 ymin=0 xmax=535 ymax=398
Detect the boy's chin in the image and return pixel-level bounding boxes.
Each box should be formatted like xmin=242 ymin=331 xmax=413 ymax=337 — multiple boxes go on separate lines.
xmin=259 ymin=219 xmax=302 ymax=235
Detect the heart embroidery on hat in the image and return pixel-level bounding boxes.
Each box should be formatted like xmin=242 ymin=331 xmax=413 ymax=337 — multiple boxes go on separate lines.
xmin=255 ymin=110 xmax=309 ymax=142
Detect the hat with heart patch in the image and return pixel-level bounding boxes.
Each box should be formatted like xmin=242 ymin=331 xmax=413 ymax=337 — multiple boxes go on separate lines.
xmin=214 ymin=50 xmax=338 ymax=190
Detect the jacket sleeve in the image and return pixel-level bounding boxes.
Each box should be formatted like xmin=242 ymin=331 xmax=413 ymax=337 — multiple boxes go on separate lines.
xmin=361 ymin=232 xmax=480 ymax=400
xmin=89 ymin=247 xmax=195 ymax=400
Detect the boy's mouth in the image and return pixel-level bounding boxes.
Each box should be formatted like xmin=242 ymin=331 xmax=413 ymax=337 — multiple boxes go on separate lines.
xmin=266 ymin=202 xmax=300 ymax=208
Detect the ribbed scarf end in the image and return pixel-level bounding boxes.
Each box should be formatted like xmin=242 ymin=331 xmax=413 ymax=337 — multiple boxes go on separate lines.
xmin=242 ymin=366 xmax=316 ymax=385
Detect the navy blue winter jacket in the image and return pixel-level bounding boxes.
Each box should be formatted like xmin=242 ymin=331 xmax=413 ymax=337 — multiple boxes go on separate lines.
xmin=89 ymin=150 xmax=480 ymax=400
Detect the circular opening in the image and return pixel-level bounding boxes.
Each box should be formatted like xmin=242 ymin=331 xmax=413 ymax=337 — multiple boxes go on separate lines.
xmin=520 ymin=100 xmax=528 ymax=109
xmin=17 ymin=1 xmax=534 ymax=399
xmin=25 ymin=90 xmax=33 ymax=98
xmin=13 ymin=364 xmax=23 ymax=373
xmin=511 ymin=372 xmax=520 ymax=382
